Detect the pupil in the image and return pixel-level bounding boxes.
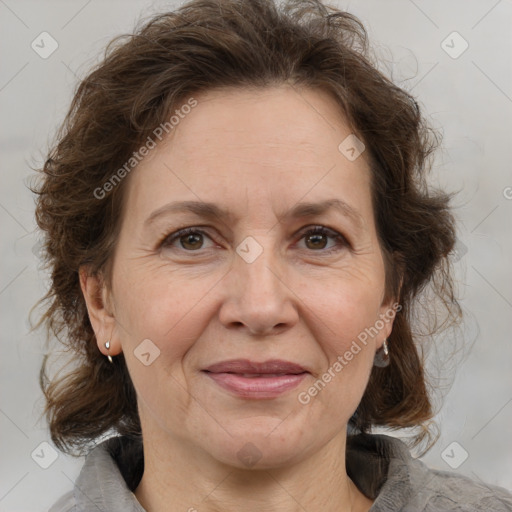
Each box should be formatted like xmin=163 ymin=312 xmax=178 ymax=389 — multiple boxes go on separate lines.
xmin=307 ymin=233 xmax=326 ymax=249
xmin=182 ymin=233 xmax=202 ymax=249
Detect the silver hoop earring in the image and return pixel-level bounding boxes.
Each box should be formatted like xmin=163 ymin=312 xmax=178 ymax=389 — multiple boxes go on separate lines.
xmin=373 ymin=339 xmax=390 ymax=367
xmin=104 ymin=340 xmax=113 ymax=364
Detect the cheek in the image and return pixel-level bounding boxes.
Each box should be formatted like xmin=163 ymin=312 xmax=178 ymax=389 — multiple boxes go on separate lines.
xmin=294 ymin=269 xmax=382 ymax=397
xmin=112 ymin=266 xmax=219 ymax=420
xmin=296 ymin=267 xmax=384 ymax=342
xmin=112 ymin=262 xmax=218 ymax=363
xmin=299 ymin=286 xmax=377 ymax=417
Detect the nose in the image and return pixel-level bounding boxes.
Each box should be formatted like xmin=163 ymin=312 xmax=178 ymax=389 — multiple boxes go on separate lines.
xmin=218 ymin=242 xmax=299 ymax=336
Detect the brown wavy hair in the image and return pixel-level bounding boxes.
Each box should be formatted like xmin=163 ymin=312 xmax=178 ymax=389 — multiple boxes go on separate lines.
xmin=33 ymin=0 xmax=461 ymax=457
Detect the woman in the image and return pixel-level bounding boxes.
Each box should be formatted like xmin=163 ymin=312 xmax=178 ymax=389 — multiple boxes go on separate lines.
xmin=34 ymin=0 xmax=512 ymax=511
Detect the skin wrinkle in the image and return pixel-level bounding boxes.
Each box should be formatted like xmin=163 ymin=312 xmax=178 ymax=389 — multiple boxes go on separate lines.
xmin=81 ymin=85 xmax=393 ymax=512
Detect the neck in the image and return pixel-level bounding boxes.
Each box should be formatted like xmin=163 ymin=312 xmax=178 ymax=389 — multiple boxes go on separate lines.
xmin=134 ymin=426 xmax=373 ymax=512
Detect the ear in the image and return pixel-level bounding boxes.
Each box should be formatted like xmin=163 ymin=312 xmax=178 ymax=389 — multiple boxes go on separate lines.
xmin=79 ymin=266 xmax=122 ymax=357
xmin=376 ymin=298 xmax=401 ymax=348
xmin=376 ymin=269 xmax=403 ymax=349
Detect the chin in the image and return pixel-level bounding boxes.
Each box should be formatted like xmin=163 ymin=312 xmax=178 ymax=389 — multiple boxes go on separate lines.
xmin=201 ymin=419 xmax=315 ymax=470
xmin=212 ymin=441 xmax=305 ymax=470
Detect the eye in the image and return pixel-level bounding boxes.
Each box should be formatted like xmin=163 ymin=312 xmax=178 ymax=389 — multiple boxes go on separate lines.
xmin=161 ymin=227 xmax=214 ymax=251
xmin=159 ymin=225 xmax=349 ymax=254
xmin=296 ymin=225 xmax=349 ymax=254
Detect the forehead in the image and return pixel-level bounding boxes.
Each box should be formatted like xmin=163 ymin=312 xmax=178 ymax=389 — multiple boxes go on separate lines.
xmin=122 ymin=85 xmax=373 ymax=224
xmin=167 ymin=85 xmax=359 ymax=156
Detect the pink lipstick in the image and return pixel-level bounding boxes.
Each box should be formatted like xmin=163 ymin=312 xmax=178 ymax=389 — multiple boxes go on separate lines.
xmin=202 ymin=359 xmax=308 ymax=399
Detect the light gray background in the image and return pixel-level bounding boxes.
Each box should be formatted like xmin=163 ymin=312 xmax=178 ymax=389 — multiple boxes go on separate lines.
xmin=1 ymin=0 xmax=511 ymax=510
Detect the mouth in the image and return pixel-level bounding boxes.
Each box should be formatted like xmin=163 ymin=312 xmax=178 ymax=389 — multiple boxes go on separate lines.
xmin=203 ymin=358 xmax=308 ymax=374
xmin=202 ymin=359 xmax=309 ymax=399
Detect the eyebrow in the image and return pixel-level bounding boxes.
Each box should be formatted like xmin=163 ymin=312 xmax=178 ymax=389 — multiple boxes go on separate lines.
xmin=144 ymin=198 xmax=364 ymax=229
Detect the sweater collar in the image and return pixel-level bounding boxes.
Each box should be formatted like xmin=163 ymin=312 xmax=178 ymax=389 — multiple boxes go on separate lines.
xmin=74 ymin=433 xmax=419 ymax=511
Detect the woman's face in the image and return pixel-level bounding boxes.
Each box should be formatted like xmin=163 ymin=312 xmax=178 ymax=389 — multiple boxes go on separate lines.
xmin=86 ymin=86 xmax=396 ymax=468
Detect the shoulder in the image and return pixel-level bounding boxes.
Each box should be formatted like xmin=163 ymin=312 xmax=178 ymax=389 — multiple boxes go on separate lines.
xmin=415 ymin=465 xmax=512 ymax=511
xmin=47 ymin=490 xmax=77 ymax=512
xmin=46 ymin=435 xmax=145 ymax=512
xmin=346 ymin=433 xmax=512 ymax=511
xmin=380 ymin=434 xmax=512 ymax=511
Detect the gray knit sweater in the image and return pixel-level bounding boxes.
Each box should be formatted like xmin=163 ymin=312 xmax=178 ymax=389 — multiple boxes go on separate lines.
xmin=48 ymin=433 xmax=512 ymax=511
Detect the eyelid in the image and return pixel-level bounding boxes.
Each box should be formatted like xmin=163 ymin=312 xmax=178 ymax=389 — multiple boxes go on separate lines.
xmin=159 ymin=224 xmax=350 ymax=253
xmin=159 ymin=226 xmax=217 ymax=249
xmin=294 ymin=224 xmax=350 ymax=252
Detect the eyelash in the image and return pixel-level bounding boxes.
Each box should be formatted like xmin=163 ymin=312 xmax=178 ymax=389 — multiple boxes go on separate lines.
xmin=159 ymin=225 xmax=349 ymax=255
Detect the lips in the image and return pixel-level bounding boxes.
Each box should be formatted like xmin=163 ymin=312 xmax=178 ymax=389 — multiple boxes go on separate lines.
xmin=202 ymin=359 xmax=309 ymax=399
xmin=203 ymin=359 xmax=308 ymax=375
